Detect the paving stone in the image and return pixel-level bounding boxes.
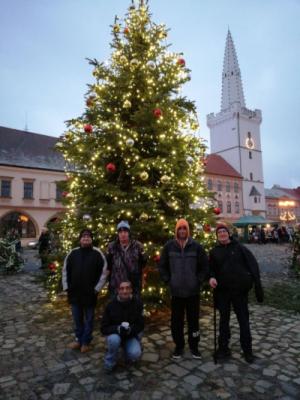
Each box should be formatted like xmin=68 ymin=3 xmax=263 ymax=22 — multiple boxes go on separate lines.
xmin=183 ymin=375 xmax=203 ymax=386
xmin=53 ymin=383 xmax=71 ymax=395
xmin=141 ymin=352 xmax=159 ymax=363
xmin=165 ymin=364 xmax=189 ymax=377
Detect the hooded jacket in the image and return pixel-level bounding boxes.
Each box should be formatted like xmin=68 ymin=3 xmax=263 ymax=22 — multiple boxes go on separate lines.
xmin=209 ymin=239 xmax=264 ymax=300
xmin=159 ymin=219 xmax=209 ymax=298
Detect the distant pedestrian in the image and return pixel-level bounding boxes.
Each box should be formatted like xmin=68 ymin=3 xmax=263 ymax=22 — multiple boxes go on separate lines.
xmin=101 ymin=281 xmax=144 ymax=373
xmin=159 ymin=219 xmax=209 ymax=360
xmin=106 ymin=221 xmax=147 ymax=298
xmin=38 ymin=227 xmax=51 ymax=268
xmin=62 ymin=229 xmax=107 ymax=353
xmin=209 ymin=224 xmax=264 ymax=363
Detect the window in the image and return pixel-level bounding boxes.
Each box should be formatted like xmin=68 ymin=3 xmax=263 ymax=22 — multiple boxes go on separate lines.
xmin=56 ymin=184 xmax=63 ymax=201
xmin=207 ymin=179 xmax=213 ymax=190
xmin=24 ymin=182 xmax=34 ymax=199
xmin=249 ymin=151 xmax=252 ymax=159
xmin=247 ymin=132 xmax=252 ymax=139
xmin=1 ymin=179 xmax=11 ymax=197
xmin=226 ymin=181 xmax=230 ymax=192
xmin=250 ymin=173 xmax=253 ymax=181
xmin=227 ymin=201 xmax=231 ymax=213
xmin=217 ymin=181 xmax=222 ymax=191
xmin=234 ymin=182 xmax=239 ymax=193
xmin=235 ymin=201 xmax=240 ymax=214
xmin=254 ymin=196 xmax=257 ymax=203
xmin=218 ymin=201 xmax=223 ymax=213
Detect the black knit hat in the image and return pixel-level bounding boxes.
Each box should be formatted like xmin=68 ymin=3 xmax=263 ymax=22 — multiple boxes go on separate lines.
xmin=79 ymin=229 xmax=93 ymax=239
xmin=215 ymin=224 xmax=230 ymax=235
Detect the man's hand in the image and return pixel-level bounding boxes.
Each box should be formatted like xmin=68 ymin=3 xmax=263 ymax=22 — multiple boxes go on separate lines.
xmin=209 ymin=278 xmax=218 ymax=289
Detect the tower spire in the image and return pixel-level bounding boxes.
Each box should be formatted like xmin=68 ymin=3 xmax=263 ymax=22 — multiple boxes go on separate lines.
xmin=221 ymin=29 xmax=245 ymax=111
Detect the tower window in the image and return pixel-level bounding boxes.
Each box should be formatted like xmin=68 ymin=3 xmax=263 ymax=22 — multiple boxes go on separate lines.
xmin=249 ymin=151 xmax=252 ymax=159
xmin=250 ymin=173 xmax=253 ymax=181
xmin=247 ymin=132 xmax=252 ymax=139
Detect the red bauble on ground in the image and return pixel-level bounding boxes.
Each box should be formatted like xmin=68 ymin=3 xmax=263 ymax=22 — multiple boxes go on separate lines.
xmin=177 ymin=58 xmax=186 ymax=66
xmin=84 ymin=124 xmax=93 ymax=133
xmin=213 ymin=207 xmax=221 ymax=215
xmin=203 ymin=224 xmax=211 ymax=233
xmin=153 ymin=108 xmax=162 ymax=118
xmin=106 ymin=162 xmax=116 ymax=173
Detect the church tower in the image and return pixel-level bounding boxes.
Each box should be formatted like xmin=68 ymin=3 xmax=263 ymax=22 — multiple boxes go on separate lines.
xmin=207 ymin=30 xmax=266 ymax=216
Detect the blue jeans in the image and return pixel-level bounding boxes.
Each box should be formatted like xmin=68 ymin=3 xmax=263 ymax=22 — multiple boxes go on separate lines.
xmin=71 ymin=304 xmax=95 ymax=346
xmin=104 ymin=334 xmax=142 ymax=369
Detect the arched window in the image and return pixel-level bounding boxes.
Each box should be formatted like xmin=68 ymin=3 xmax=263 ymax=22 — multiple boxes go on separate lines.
xmin=0 ymin=212 xmax=36 ymax=239
xmin=235 ymin=202 xmax=240 ymax=214
xmin=226 ymin=181 xmax=230 ymax=192
xmin=218 ymin=201 xmax=223 ymax=213
xmin=227 ymin=201 xmax=232 ymax=213
xmin=207 ymin=179 xmax=213 ymax=190
xmin=217 ymin=181 xmax=222 ymax=191
xmin=234 ymin=182 xmax=239 ymax=193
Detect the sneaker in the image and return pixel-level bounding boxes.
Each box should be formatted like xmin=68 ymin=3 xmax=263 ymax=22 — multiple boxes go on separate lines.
xmin=191 ymin=349 xmax=202 ymax=359
xmin=215 ymin=348 xmax=231 ymax=360
xmin=172 ymin=348 xmax=183 ymax=359
xmin=67 ymin=341 xmax=81 ymax=350
xmin=243 ymin=352 xmax=254 ymax=364
xmin=80 ymin=344 xmax=91 ymax=353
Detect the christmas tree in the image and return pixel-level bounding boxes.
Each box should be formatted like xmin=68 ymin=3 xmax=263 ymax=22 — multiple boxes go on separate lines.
xmin=50 ymin=0 xmax=216 ymax=301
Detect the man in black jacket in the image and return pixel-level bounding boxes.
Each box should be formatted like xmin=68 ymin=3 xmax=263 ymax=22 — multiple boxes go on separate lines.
xmin=101 ymin=281 xmax=144 ymax=372
xmin=209 ymin=224 xmax=264 ymax=363
xmin=62 ymin=229 xmax=107 ymax=353
xmin=159 ymin=219 xmax=209 ymax=359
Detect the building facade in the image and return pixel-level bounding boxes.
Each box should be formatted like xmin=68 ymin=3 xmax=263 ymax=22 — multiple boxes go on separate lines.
xmin=265 ymin=185 xmax=300 ymax=225
xmin=207 ymin=30 xmax=266 ymax=217
xmin=0 ymin=127 xmax=66 ymax=245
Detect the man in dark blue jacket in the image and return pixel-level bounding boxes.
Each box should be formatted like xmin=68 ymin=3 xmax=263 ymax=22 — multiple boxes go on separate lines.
xmin=209 ymin=224 xmax=264 ymax=363
xmin=159 ymin=219 xmax=209 ymax=359
xmin=101 ymin=281 xmax=144 ymax=372
xmin=62 ymin=229 xmax=107 ymax=353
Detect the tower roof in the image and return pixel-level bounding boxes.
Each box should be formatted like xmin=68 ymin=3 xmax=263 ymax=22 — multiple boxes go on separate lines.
xmin=221 ymin=30 xmax=245 ymax=111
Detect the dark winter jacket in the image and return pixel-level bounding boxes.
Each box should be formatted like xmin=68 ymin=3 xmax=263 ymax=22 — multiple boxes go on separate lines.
xmin=209 ymin=240 xmax=264 ymax=301
xmin=106 ymin=239 xmax=147 ymax=296
xmin=159 ymin=238 xmax=209 ymax=298
xmin=62 ymin=246 xmax=107 ymax=306
xmin=101 ymin=297 xmax=144 ymax=338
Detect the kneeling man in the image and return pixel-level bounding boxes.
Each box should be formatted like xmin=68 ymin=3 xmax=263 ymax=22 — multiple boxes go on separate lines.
xmin=101 ymin=281 xmax=144 ymax=372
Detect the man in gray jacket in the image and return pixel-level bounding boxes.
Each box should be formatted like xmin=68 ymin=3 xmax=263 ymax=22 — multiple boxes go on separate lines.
xmin=159 ymin=219 xmax=209 ymax=359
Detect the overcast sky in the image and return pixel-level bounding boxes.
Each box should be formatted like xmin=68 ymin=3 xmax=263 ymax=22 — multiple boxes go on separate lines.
xmin=0 ymin=0 xmax=299 ymax=188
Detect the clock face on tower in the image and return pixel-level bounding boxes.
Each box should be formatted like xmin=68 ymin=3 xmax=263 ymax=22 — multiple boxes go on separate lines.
xmin=246 ymin=137 xmax=254 ymax=149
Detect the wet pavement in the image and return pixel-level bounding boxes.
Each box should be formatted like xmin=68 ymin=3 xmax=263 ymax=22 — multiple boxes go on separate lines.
xmin=0 ymin=244 xmax=299 ymax=399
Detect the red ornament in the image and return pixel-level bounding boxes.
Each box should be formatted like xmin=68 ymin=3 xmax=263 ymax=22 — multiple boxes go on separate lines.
xmin=84 ymin=124 xmax=93 ymax=133
xmin=153 ymin=254 xmax=160 ymax=263
xmin=213 ymin=207 xmax=221 ymax=215
xmin=48 ymin=263 xmax=56 ymax=272
xmin=62 ymin=191 xmax=68 ymax=198
xmin=177 ymin=58 xmax=186 ymax=66
xmin=153 ymin=108 xmax=162 ymax=118
xmin=124 ymin=27 xmax=129 ymax=35
xmin=106 ymin=162 xmax=116 ymax=173
xmin=203 ymin=224 xmax=211 ymax=233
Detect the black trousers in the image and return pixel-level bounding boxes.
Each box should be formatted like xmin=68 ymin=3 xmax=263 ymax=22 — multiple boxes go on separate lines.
xmin=171 ymin=295 xmax=200 ymax=350
xmin=216 ymin=290 xmax=252 ymax=353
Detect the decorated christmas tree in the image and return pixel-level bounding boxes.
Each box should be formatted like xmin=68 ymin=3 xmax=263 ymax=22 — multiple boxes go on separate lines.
xmin=49 ymin=0 xmax=216 ymax=301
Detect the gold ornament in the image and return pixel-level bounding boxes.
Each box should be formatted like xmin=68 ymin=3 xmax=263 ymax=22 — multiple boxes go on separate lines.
xmin=123 ymin=99 xmax=132 ymax=109
xmin=120 ymin=55 xmax=127 ymax=64
xmin=147 ymin=61 xmax=156 ymax=70
xmin=130 ymin=58 xmax=139 ymax=68
xmin=160 ymin=175 xmax=171 ymax=184
xmin=113 ymin=24 xmax=120 ymax=33
xmin=139 ymin=212 xmax=149 ymax=222
xmin=140 ymin=171 xmax=149 ymax=181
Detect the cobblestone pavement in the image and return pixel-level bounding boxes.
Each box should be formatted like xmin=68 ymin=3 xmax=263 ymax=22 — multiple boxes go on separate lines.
xmin=1 ymin=245 xmax=299 ymax=400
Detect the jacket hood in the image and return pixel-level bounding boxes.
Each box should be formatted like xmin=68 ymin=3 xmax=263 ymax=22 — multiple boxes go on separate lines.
xmin=175 ymin=218 xmax=190 ymax=238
